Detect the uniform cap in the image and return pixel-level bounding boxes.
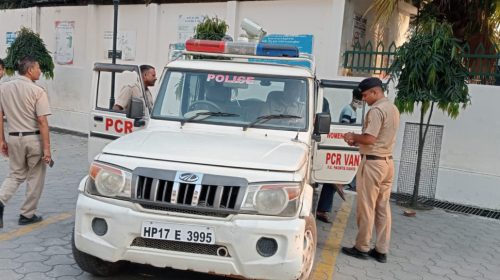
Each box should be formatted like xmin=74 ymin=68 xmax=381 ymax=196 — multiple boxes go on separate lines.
xmin=357 ymin=77 xmax=383 ymax=93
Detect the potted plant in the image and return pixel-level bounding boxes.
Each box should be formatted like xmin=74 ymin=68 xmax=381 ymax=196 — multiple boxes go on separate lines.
xmin=194 ymin=16 xmax=229 ymax=41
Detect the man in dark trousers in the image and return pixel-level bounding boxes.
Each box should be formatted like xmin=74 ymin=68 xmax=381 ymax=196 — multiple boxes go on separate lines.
xmin=0 ymin=56 xmax=52 ymax=228
xmin=341 ymin=77 xmax=400 ymax=263
xmin=316 ymin=98 xmax=335 ymax=223
xmin=316 ymin=90 xmax=362 ymax=223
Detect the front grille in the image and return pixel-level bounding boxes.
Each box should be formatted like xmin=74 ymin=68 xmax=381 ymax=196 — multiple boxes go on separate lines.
xmin=136 ymin=177 xmax=240 ymax=209
xmin=131 ymin=237 xmax=231 ymax=257
xmin=131 ymin=168 xmax=247 ymax=215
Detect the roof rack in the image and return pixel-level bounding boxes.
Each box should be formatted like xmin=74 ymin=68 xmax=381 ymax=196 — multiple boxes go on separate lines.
xmin=173 ymin=50 xmax=315 ymax=73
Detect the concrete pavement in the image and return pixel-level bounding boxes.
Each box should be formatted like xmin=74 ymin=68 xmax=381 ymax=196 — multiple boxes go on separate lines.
xmin=313 ymin=193 xmax=500 ymax=280
xmin=1 ymin=131 xmax=499 ymax=279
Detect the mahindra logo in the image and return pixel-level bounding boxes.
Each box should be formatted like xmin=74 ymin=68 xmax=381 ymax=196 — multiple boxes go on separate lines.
xmin=179 ymin=173 xmax=199 ymax=183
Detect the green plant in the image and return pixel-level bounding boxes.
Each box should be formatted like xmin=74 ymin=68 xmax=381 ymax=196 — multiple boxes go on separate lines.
xmin=194 ymin=16 xmax=228 ymax=41
xmin=388 ymin=19 xmax=470 ymax=207
xmin=4 ymin=27 xmax=54 ymax=79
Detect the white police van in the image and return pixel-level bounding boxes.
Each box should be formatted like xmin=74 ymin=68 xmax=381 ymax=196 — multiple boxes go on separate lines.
xmin=73 ymin=39 xmax=365 ymax=280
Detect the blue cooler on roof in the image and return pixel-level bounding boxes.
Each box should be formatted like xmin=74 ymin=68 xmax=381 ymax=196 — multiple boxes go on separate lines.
xmin=256 ymin=44 xmax=299 ymax=57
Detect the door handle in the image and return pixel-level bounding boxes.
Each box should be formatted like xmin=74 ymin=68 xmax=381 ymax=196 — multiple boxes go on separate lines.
xmin=94 ymin=116 xmax=104 ymax=122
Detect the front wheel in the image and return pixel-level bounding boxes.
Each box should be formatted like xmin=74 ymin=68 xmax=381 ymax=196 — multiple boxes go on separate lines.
xmin=296 ymin=215 xmax=317 ymax=280
xmin=72 ymin=230 xmax=123 ymax=276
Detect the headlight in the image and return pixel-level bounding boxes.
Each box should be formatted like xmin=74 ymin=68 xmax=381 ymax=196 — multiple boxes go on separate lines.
xmin=241 ymin=183 xmax=301 ymax=216
xmin=86 ymin=162 xmax=132 ymax=198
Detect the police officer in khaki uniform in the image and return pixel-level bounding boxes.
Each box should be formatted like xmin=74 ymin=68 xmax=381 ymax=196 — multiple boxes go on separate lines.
xmin=112 ymin=64 xmax=156 ymax=112
xmin=0 ymin=56 xmax=52 ymax=228
xmin=341 ymin=77 xmax=400 ymax=263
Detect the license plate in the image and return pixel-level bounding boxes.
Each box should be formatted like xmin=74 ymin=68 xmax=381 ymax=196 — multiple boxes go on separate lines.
xmin=141 ymin=221 xmax=215 ymax=245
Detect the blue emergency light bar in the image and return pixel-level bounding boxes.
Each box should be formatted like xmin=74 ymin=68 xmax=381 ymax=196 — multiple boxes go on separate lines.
xmin=185 ymin=39 xmax=299 ymax=58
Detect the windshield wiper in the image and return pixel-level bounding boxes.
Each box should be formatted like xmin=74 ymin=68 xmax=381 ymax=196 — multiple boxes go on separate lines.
xmin=181 ymin=111 xmax=239 ymax=126
xmin=243 ymin=114 xmax=302 ymax=131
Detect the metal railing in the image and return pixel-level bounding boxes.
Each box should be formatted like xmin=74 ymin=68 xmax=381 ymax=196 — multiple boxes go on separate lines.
xmin=343 ymin=41 xmax=397 ymax=75
xmin=343 ymin=41 xmax=500 ymax=85
xmin=462 ymin=43 xmax=500 ymax=84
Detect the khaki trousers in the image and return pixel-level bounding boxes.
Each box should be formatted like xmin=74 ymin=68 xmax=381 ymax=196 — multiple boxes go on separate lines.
xmin=0 ymin=135 xmax=46 ymax=218
xmin=355 ymin=157 xmax=394 ymax=254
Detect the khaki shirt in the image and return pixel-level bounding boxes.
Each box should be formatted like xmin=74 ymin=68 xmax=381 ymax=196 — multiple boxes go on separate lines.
xmin=115 ymin=82 xmax=153 ymax=111
xmin=359 ymin=97 xmax=400 ymax=156
xmin=0 ymin=76 xmax=51 ymax=132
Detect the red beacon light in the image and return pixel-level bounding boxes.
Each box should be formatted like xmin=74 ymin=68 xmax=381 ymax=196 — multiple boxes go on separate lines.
xmin=185 ymin=39 xmax=299 ymax=58
xmin=185 ymin=39 xmax=225 ymax=53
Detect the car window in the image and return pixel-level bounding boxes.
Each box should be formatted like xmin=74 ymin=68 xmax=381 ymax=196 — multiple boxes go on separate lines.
xmin=95 ymin=70 xmax=142 ymax=112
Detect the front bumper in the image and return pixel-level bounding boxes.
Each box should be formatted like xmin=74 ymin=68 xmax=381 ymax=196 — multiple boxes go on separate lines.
xmin=74 ymin=184 xmax=307 ymax=280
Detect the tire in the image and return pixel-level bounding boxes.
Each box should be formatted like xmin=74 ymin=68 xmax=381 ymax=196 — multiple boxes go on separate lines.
xmin=72 ymin=230 xmax=123 ymax=276
xmin=296 ymin=215 xmax=317 ymax=280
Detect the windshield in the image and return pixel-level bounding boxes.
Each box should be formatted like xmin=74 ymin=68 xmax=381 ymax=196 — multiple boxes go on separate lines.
xmin=152 ymin=70 xmax=309 ymax=131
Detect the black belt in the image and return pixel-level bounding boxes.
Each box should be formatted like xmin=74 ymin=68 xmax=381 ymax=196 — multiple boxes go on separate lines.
xmin=363 ymin=154 xmax=393 ymax=160
xmin=9 ymin=131 xmax=40 ymax=136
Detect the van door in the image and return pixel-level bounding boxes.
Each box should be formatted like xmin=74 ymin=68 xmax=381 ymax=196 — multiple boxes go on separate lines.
xmin=88 ymin=63 xmax=149 ymax=162
xmin=312 ymin=80 xmax=366 ymax=185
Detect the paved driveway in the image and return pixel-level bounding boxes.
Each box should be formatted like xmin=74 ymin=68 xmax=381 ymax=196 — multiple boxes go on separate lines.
xmin=1 ymin=131 xmax=499 ymax=280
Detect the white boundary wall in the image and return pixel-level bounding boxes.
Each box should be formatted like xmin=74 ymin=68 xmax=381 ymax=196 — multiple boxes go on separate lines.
xmin=391 ymin=84 xmax=500 ymax=210
xmin=0 ymin=2 xmax=498 ymax=209
xmin=0 ymin=1 xmax=348 ymax=133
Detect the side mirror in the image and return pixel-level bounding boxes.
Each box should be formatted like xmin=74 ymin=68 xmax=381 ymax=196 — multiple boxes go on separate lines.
xmin=126 ymin=97 xmax=145 ymax=120
xmin=314 ymin=112 xmax=331 ymax=135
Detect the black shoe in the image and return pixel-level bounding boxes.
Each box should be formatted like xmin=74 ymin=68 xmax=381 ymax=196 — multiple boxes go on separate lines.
xmin=316 ymin=211 xmax=332 ymax=223
xmin=0 ymin=201 xmax=4 ymax=228
xmin=341 ymin=246 xmax=369 ymax=260
xmin=368 ymin=248 xmax=387 ymax=263
xmin=18 ymin=214 xmax=43 ymax=225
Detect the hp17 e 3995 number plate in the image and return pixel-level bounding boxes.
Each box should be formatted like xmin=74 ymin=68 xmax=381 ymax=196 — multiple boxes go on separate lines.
xmin=141 ymin=221 xmax=215 ymax=244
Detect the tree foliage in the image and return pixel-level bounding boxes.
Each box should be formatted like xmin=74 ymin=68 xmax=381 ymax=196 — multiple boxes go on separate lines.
xmin=389 ymin=20 xmax=470 ymax=118
xmin=4 ymin=27 xmax=55 ymax=79
xmin=368 ymin=0 xmax=500 ymax=45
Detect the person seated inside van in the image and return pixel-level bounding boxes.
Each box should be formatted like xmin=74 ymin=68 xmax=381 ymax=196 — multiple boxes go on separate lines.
xmin=206 ymin=85 xmax=232 ymax=110
xmin=261 ymin=80 xmax=305 ymax=117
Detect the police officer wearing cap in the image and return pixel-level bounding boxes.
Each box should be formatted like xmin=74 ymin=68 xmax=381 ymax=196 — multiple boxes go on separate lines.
xmin=0 ymin=56 xmax=52 ymax=228
xmin=341 ymin=77 xmax=400 ymax=263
